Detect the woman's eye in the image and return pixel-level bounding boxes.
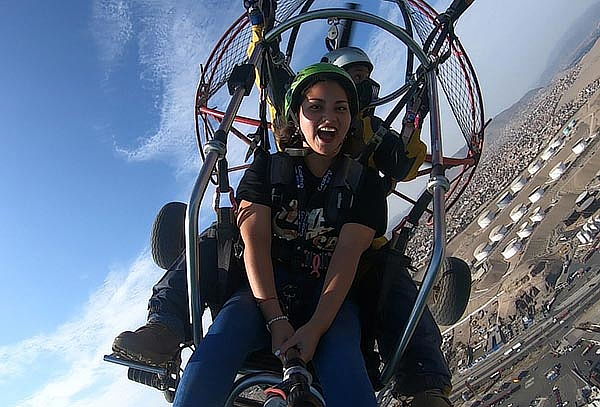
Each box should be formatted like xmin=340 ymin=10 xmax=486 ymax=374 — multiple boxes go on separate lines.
xmin=309 ymin=104 xmax=322 ymax=111
xmin=337 ymin=106 xmax=348 ymax=112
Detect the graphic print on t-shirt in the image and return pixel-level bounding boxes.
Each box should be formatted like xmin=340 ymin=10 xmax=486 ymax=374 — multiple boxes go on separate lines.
xmin=272 ymin=199 xmax=337 ymax=252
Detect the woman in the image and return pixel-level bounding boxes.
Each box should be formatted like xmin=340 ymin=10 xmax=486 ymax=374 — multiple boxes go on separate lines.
xmin=173 ymin=63 xmax=387 ymax=407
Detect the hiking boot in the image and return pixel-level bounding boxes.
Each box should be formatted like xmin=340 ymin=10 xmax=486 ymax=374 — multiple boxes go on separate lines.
xmin=112 ymin=322 xmax=182 ymax=366
xmin=410 ymin=388 xmax=452 ymax=407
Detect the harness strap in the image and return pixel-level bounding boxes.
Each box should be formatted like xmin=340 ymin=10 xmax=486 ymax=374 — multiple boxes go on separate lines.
xmin=270 ymin=153 xmax=363 ymax=212
xmin=332 ymin=154 xmax=363 ymax=192
xmin=270 ymin=152 xmax=296 ymax=207
xmin=357 ymin=116 xmax=389 ymax=166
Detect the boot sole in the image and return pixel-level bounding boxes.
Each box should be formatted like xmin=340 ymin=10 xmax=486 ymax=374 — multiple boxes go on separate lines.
xmin=112 ymin=342 xmax=174 ymax=367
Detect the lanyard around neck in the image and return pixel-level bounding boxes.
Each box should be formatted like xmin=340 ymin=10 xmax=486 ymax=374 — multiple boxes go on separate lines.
xmin=294 ymin=164 xmax=333 ymax=239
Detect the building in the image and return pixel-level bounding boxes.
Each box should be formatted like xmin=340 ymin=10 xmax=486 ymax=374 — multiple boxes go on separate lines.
xmin=530 ymin=206 xmax=546 ymax=223
xmin=490 ymin=224 xmax=509 ymax=242
xmin=549 ymin=162 xmax=567 ymax=181
xmin=474 ymin=242 xmax=493 ymax=262
xmin=528 ymin=159 xmax=543 ymax=175
xmin=510 ymin=175 xmax=529 ymax=193
xmin=487 ymin=326 xmax=505 ymax=352
xmin=529 ymin=186 xmax=546 ymax=204
xmin=573 ymin=138 xmax=588 ymax=155
xmin=510 ymin=203 xmax=529 ymax=222
xmin=496 ymin=191 xmax=514 ymax=210
xmin=517 ymin=222 xmax=534 ymax=238
xmin=502 ymin=238 xmax=523 ymax=260
xmin=477 ymin=209 xmax=497 ymax=229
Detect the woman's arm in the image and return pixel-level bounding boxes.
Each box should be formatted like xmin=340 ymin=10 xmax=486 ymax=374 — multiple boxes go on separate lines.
xmin=238 ymin=199 xmax=295 ymax=357
xmin=237 ymin=200 xmax=283 ymax=320
xmin=279 ymin=222 xmax=375 ymax=362
xmin=309 ymin=222 xmax=375 ymax=334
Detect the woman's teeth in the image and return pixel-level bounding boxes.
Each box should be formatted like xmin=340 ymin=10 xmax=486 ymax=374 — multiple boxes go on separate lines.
xmin=317 ymin=127 xmax=336 ymax=142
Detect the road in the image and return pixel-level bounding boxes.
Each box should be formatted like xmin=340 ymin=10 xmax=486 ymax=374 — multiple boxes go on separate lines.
xmin=451 ymin=268 xmax=600 ymax=404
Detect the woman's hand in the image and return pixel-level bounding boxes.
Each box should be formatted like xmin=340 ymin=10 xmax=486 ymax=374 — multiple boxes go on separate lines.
xmin=279 ymin=322 xmax=324 ymax=363
xmin=270 ymin=320 xmax=295 ymax=361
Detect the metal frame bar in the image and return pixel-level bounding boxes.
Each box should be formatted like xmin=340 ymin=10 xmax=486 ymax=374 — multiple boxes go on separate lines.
xmin=103 ymin=354 xmax=168 ymax=376
xmin=380 ymin=69 xmax=449 ymax=384
xmin=186 ymin=45 xmax=263 ymax=345
xmin=265 ymin=8 xmax=431 ymax=69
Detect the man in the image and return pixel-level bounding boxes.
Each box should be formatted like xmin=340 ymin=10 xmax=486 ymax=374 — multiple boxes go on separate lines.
xmin=113 ymin=46 xmax=452 ymax=405
xmin=319 ymin=46 xmax=426 ymax=184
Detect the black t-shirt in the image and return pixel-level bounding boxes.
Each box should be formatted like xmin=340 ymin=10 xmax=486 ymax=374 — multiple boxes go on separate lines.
xmin=237 ymin=150 xmax=387 ymax=277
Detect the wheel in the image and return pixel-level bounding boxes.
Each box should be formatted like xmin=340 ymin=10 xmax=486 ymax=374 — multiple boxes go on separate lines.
xmin=151 ymin=202 xmax=187 ymax=269
xmin=427 ymin=256 xmax=471 ymax=326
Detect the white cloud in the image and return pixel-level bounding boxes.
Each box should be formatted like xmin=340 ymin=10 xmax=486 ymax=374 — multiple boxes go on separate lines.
xmin=1 ymin=253 xmax=169 ymax=407
xmin=93 ymin=0 xmax=245 ymax=175
xmin=91 ymin=0 xmax=134 ymax=77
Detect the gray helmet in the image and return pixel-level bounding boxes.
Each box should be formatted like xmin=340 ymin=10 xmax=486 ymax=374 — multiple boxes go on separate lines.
xmin=320 ymin=46 xmax=373 ymax=72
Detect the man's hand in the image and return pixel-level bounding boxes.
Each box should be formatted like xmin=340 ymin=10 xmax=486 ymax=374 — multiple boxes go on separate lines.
xmin=243 ymin=0 xmax=260 ymax=11
xmin=243 ymin=0 xmax=275 ymax=29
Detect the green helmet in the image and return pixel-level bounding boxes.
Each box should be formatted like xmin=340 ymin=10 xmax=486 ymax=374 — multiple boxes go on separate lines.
xmin=284 ymin=63 xmax=359 ymax=123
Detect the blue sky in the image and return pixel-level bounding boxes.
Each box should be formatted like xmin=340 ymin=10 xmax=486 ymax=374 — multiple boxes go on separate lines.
xmin=1 ymin=1 xmax=175 ymax=338
xmin=1 ymin=0 xmax=597 ymax=406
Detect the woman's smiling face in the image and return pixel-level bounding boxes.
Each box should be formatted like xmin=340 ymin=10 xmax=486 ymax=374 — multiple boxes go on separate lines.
xmin=298 ymin=80 xmax=351 ymax=158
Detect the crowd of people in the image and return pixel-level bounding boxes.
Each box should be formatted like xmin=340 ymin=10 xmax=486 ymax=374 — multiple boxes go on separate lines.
xmin=405 ymin=64 xmax=600 ymax=269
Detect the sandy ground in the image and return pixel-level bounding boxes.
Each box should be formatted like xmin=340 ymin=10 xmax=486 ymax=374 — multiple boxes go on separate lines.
xmin=559 ymin=36 xmax=600 ymax=108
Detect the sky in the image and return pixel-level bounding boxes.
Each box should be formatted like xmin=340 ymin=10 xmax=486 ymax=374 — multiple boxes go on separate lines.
xmin=1 ymin=0 xmax=598 ymax=406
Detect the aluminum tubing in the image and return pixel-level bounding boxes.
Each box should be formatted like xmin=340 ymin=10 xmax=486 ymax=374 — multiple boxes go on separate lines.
xmin=186 ymin=151 xmax=219 ymax=346
xmin=265 ymin=9 xmax=431 ymax=69
xmin=186 ymin=45 xmax=264 ymax=346
xmin=380 ymin=70 xmax=447 ymax=384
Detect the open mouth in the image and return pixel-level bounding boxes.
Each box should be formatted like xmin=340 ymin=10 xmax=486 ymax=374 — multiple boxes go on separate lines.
xmin=317 ymin=127 xmax=337 ymax=143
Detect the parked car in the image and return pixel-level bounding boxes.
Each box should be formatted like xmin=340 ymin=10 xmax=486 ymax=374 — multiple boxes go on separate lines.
xmin=546 ymin=370 xmax=559 ymax=381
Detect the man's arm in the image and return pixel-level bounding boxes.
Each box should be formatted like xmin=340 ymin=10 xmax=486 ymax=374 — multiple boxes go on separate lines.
xmin=363 ymin=115 xmax=427 ymax=182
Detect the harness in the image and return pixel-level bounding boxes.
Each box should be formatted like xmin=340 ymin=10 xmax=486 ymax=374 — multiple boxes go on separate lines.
xmin=269 ymin=152 xmax=363 ymax=276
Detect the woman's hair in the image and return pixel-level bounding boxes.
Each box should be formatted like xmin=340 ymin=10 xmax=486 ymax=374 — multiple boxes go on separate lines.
xmin=274 ymin=121 xmax=302 ymax=150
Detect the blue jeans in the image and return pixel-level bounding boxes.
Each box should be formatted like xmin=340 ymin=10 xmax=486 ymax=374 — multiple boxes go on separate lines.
xmin=173 ymin=289 xmax=376 ymax=407
xmin=377 ymin=265 xmax=452 ymax=394
xmin=149 ymin=233 xmax=451 ymax=394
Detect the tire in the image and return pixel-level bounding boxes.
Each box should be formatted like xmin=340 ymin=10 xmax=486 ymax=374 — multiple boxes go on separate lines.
xmin=151 ymin=202 xmax=187 ymax=270
xmin=427 ymin=256 xmax=471 ymax=326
